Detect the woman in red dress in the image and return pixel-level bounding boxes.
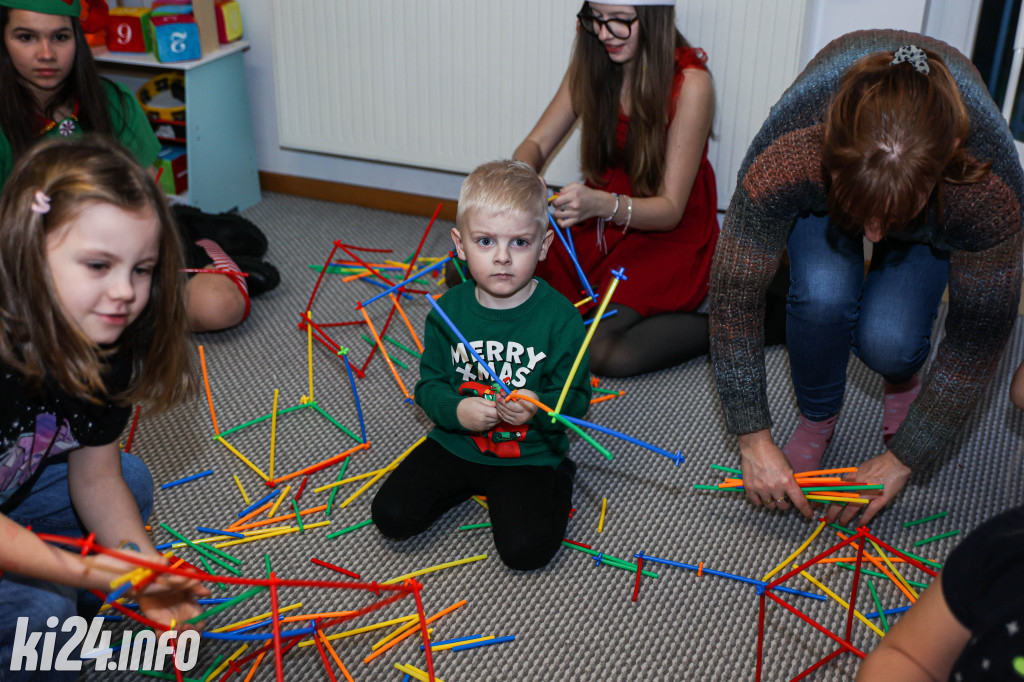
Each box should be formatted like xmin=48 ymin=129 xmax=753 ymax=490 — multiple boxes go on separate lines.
xmin=514 ymin=0 xmax=719 ymax=376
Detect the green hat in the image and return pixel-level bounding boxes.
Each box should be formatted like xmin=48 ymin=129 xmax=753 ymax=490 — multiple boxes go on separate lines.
xmin=0 ymin=0 xmax=82 ymax=17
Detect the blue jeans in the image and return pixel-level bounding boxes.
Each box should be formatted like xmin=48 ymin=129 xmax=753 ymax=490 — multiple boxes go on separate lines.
xmin=786 ymin=213 xmax=949 ymax=420
xmin=0 ymin=453 xmax=153 ymax=682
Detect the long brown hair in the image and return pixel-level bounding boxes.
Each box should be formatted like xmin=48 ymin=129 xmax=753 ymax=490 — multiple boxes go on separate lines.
xmin=569 ymin=2 xmax=690 ymax=197
xmin=0 ymin=9 xmax=117 ymax=159
xmin=822 ymin=48 xmax=991 ymax=237
xmin=0 ymin=135 xmax=196 ymax=410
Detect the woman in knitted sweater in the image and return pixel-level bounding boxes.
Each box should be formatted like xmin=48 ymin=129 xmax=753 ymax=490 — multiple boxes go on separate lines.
xmin=709 ymin=30 xmax=1024 ymax=525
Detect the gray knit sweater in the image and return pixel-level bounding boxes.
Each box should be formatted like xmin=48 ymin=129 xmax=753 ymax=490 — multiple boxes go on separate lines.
xmin=709 ymin=30 xmax=1024 ymax=469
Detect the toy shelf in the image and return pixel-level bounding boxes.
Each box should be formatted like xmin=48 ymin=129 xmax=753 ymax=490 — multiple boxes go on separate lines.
xmin=93 ymin=41 xmax=261 ymax=212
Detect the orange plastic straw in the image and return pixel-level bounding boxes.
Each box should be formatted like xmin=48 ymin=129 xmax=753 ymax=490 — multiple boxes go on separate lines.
xmin=794 ymin=467 xmax=858 ymax=478
xmin=589 ymin=393 xmax=622 ymax=405
xmin=389 ymin=294 xmax=424 ymax=353
xmin=225 ymin=502 xmax=275 ymax=531
xmin=317 ymin=627 xmax=354 ymax=682
xmin=198 ymin=346 xmax=220 ymax=434
xmin=837 ymin=532 xmax=917 ymax=604
xmin=362 ymin=599 xmax=467 ymax=664
xmin=342 ymin=271 xmax=373 ymax=283
xmin=267 ymin=442 xmax=370 ymax=486
xmin=231 ymin=505 xmax=328 ymax=533
xmin=358 ymin=306 xmax=412 ymax=399
xmin=242 ymin=651 xmax=267 ymax=682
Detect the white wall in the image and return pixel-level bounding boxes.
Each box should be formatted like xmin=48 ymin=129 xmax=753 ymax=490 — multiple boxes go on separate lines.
xmin=236 ymin=0 xmax=981 ymax=203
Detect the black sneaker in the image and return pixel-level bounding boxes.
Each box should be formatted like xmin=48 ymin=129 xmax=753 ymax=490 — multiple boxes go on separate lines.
xmin=173 ymin=204 xmax=269 ymax=259
xmin=235 ymin=256 xmax=280 ymax=297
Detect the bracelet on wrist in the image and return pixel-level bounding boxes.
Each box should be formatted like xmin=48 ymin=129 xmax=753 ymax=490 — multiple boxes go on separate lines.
xmin=603 ymin=193 xmax=620 ymax=222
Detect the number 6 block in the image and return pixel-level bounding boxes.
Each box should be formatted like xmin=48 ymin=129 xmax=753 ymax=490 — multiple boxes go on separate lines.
xmin=106 ymin=8 xmax=153 ymax=53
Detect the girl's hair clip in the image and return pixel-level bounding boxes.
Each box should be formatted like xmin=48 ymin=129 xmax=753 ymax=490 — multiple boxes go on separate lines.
xmin=891 ymin=45 xmax=929 ymax=75
xmin=31 ymin=191 xmax=51 ymax=215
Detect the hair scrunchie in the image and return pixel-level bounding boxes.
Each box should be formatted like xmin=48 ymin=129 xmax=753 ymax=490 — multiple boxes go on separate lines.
xmin=891 ymin=45 xmax=929 ymax=75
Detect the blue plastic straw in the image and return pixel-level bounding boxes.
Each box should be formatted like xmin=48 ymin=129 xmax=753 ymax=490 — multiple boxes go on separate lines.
xmin=358 ymin=256 xmax=450 ymax=308
xmin=865 ymin=606 xmax=912 ymax=619
xmin=424 ymin=294 xmax=509 ymax=394
xmin=556 ymin=413 xmax=684 ymax=465
xmin=196 ymin=526 xmax=245 ymax=539
xmin=160 ymin=469 xmax=213 ymax=489
xmin=548 ymin=213 xmax=596 ymax=301
xmin=452 ymin=635 xmax=515 ymax=651
xmin=361 ymin=277 xmax=413 ymax=300
xmin=583 ymin=309 xmax=619 ymax=326
xmin=420 ymin=634 xmax=485 ymax=650
xmin=339 ymin=350 xmax=367 ymax=443
xmin=238 ymin=490 xmax=279 ymax=517
xmin=634 ymin=552 xmax=826 ymax=601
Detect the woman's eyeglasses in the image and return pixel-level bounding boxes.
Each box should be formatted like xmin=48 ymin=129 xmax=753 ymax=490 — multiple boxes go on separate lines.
xmin=577 ymin=9 xmax=638 ymax=40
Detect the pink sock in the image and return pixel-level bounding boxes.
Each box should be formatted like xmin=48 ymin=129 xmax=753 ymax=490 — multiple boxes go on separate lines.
xmin=195 ymin=238 xmax=250 ymax=320
xmin=783 ymin=414 xmax=838 ymax=474
xmin=883 ymin=375 xmax=921 ymax=444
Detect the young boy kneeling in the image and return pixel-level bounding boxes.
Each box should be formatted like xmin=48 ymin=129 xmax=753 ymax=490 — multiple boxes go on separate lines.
xmin=371 ymin=160 xmax=591 ymax=570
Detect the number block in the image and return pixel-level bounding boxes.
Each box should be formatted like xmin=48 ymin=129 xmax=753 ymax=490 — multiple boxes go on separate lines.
xmin=152 ymin=15 xmax=202 ymax=63
xmin=156 ymin=145 xmax=189 ymax=196
xmin=215 ymin=0 xmax=243 ymax=43
xmin=106 ymin=8 xmax=153 ymax=53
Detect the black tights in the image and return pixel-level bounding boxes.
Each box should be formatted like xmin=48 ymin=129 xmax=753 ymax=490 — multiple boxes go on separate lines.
xmin=584 ymin=304 xmax=709 ymax=377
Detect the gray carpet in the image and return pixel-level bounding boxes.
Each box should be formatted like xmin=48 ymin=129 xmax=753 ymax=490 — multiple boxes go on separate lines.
xmin=89 ymin=192 xmax=1024 ymax=681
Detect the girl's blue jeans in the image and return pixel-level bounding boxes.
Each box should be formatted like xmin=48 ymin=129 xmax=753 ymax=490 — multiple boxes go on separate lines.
xmin=0 ymin=453 xmax=152 ymax=681
xmin=786 ymin=212 xmax=949 ymax=421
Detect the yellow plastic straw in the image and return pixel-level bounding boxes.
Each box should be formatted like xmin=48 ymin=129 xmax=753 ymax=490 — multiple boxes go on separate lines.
xmin=806 ymin=494 xmax=869 ymax=504
xmin=795 ymin=566 xmax=885 ymax=637
xmin=381 ymin=554 xmax=488 ymax=586
xmin=217 ymin=437 xmax=269 ymax=481
xmin=267 ymin=485 xmax=291 ymax=518
xmin=762 ymin=518 xmax=826 ymax=582
xmin=214 ymin=521 xmax=330 ymax=548
xmin=363 ymin=600 xmax=467 ymax=664
xmin=867 ymin=536 xmax=919 ymax=600
xmin=573 ymin=296 xmax=593 ymax=308
xmin=429 ymin=635 xmax=494 ymax=652
xmin=554 ymin=276 xmax=621 ymax=417
xmin=471 ymin=495 xmax=489 ymax=510
xmin=313 ymin=468 xmax=388 ymax=492
xmin=204 ymin=643 xmax=247 ymax=680
xmin=269 ymin=389 xmax=279 ymax=479
xmin=233 ymin=474 xmax=250 ymax=505
xmin=339 ymin=436 xmax=423 ymax=509
xmin=598 ymin=498 xmax=607 ymax=533
xmin=213 ymin=603 xmax=303 ymax=633
xmin=394 ymin=663 xmax=447 ymax=682
xmin=306 ymin=311 xmax=314 ymax=401
xmin=298 ymin=614 xmax=418 ymax=647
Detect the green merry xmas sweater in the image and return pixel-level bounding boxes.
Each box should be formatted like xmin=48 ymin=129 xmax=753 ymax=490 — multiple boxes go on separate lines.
xmin=415 ymin=278 xmax=591 ymax=468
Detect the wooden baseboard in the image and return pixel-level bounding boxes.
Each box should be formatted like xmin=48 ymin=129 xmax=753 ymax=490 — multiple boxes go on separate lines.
xmin=258 ymin=171 xmax=458 ymax=222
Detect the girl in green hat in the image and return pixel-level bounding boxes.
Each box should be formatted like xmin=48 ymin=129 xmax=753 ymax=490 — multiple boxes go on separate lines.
xmin=0 ymin=1 xmax=279 ymax=332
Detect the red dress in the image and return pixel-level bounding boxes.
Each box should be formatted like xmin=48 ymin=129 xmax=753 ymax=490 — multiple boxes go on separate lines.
xmin=536 ymin=47 xmax=719 ymax=317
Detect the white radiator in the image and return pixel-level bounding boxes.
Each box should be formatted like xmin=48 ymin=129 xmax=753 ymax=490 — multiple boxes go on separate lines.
xmin=271 ymin=0 xmax=808 ymax=210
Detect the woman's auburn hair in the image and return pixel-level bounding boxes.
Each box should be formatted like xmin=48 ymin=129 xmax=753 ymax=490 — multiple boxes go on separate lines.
xmin=568 ymin=2 xmax=691 ymax=197
xmin=822 ymin=48 xmax=992 ymax=237
xmin=0 ymin=135 xmax=196 ymax=411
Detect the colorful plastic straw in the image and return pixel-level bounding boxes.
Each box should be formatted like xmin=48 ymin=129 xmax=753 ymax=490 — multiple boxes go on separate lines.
xmin=547 ymin=213 xmax=596 ymax=301
xmin=160 ymin=469 xmax=213 ymax=490
xmin=424 ymin=294 xmax=509 ymax=394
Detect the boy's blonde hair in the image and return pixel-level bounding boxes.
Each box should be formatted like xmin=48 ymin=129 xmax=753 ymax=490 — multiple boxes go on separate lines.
xmin=456 ymin=160 xmax=548 ymax=234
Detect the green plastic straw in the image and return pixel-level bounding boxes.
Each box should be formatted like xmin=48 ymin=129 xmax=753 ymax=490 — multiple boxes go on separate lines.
xmin=693 ymin=484 xmax=724 ymax=491
xmin=591 ymin=386 xmax=620 ymax=396
xmin=326 ymin=460 xmax=349 ymax=516
xmin=560 ymin=542 xmax=659 ymax=578
xmin=887 ymin=544 xmax=942 ymax=570
xmin=184 ymin=586 xmax=267 ymax=624
xmin=327 ymin=518 xmax=373 ymax=539
xmin=549 ymin=411 xmax=614 ymax=460
xmin=828 ymin=522 xmax=857 ymax=535
xmin=709 ymin=464 xmax=742 ymax=475
xmin=383 ymin=334 xmax=422 ymax=358
xmin=197 ymin=555 xmax=225 ymax=591
xmin=902 ymin=511 xmax=948 ymax=528
xmin=866 ymin=579 xmax=889 ymax=632
xmin=459 ymin=523 xmax=493 ymax=531
xmin=264 ymin=554 xmax=272 ymax=578
xmin=213 ymin=403 xmax=310 ymax=440
xmin=292 ymin=499 xmax=305 ymax=533
xmin=309 ymin=403 xmax=361 ymax=443
xmin=360 ymin=334 xmax=408 ymax=368
xmin=800 ymin=484 xmax=883 ymax=492
xmin=160 ymin=524 xmax=241 ymax=575
xmin=198 ymin=654 xmax=225 ymax=682
xmin=913 ymin=529 xmax=960 ymax=547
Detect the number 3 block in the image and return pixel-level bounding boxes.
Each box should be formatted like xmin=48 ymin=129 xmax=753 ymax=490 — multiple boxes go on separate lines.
xmin=106 ymin=8 xmax=153 ymax=53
